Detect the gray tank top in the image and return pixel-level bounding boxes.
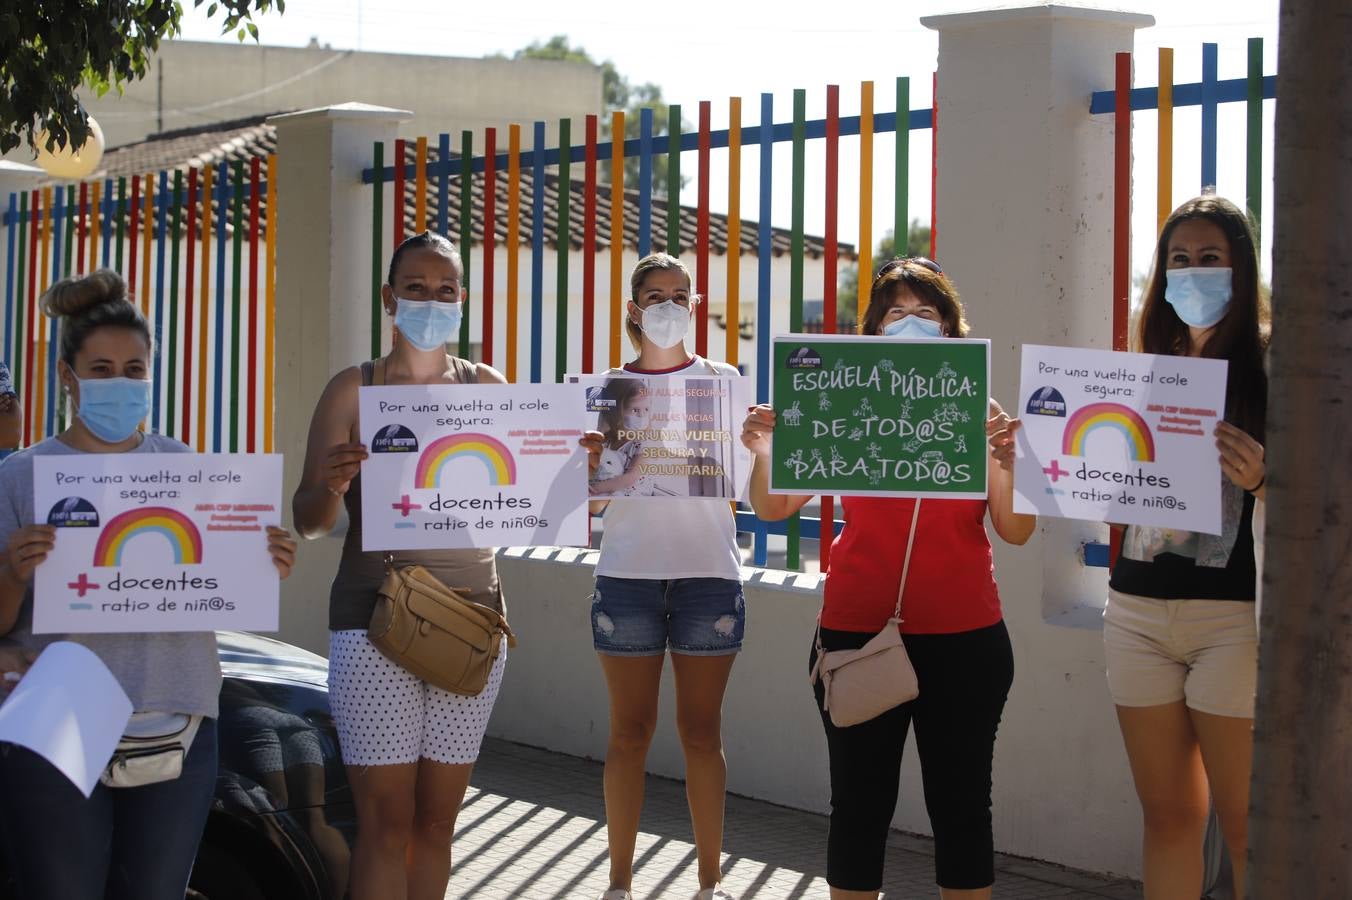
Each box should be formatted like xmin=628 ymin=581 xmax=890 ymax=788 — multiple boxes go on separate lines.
xmin=327 ymin=357 xmax=502 ymax=630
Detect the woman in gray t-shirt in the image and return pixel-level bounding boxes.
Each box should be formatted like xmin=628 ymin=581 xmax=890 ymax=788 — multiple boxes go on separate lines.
xmin=0 ymin=270 xmax=296 ymax=900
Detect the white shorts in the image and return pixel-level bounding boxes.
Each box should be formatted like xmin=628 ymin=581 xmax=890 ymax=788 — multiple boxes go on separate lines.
xmin=1103 ymin=589 xmax=1257 ymax=719
xmin=327 ymin=629 xmax=506 ymax=766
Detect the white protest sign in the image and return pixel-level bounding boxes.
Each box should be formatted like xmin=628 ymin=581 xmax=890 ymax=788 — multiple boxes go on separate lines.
xmin=359 ymin=383 xmax=590 ymax=550
xmin=573 ymin=373 xmax=753 ymax=500
xmin=1014 ymin=345 xmax=1228 ymax=534
xmin=0 ymin=642 xmax=133 ymax=796
xmin=33 ymin=454 xmax=283 ymax=634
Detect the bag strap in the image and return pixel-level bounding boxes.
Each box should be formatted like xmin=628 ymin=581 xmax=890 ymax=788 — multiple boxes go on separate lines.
xmin=892 ymin=498 xmax=922 ymax=621
xmin=372 ymin=356 xmax=387 ymax=386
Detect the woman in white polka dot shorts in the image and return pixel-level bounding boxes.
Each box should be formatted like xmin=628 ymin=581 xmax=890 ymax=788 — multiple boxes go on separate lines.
xmin=293 ymin=231 xmax=509 ymax=900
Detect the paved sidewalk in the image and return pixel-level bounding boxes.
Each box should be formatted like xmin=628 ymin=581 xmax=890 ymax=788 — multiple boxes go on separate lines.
xmin=448 ymin=738 xmax=1141 ymax=900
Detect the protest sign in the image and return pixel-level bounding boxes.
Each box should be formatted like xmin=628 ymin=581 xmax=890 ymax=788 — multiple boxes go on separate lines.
xmin=0 ymin=642 xmax=132 ymax=796
xmin=1014 ymin=344 xmax=1229 ymax=534
xmin=573 ymin=373 xmax=752 ymax=500
xmin=33 ymin=454 xmax=283 ymax=633
xmin=359 ymin=382 xmax=589 ymax=549
xmin=770 ymin=335 xmax=990 ymax=498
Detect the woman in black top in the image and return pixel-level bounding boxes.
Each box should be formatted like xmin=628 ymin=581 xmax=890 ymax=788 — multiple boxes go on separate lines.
xmin=1104 ymin=195 xmax=1268 ymax=900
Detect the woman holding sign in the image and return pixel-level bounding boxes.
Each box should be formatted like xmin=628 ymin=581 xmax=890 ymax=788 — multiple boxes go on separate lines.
xmin=578 ymin=253 xmax=744 ymax=900
xmin=740 ymin=258 xmax=1035 ymax=900
xmin=1105 ymin=196 xmax=1268 ymax=900
xmin=293 ymin=230 xmax=509 ymax=900
xmin=0 ymin=270 xmax=297 ymax=900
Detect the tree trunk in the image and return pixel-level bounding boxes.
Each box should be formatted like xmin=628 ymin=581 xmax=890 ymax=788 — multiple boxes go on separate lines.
xmin=1248 ymin=1 xmax=1352 ymax=896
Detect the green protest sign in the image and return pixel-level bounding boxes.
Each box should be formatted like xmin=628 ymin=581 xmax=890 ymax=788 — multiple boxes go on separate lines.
xmin=770 ymin=335 xmax=990 ymax=498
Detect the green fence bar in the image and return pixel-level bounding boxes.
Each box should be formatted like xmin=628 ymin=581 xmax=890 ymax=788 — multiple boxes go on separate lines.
xmin=667 ymin=104 xmax=681 ymax=254
xmin=371 ymin=141 xmax=384 ymax=359
xmin=1246 ymin=37 xmax=1263 ymax=243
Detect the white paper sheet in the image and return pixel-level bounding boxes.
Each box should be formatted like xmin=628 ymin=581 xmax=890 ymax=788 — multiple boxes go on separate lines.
xmin=0 ymin=642 xmax=133 ymax=797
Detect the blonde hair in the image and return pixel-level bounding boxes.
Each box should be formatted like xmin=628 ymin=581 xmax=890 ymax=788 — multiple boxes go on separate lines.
xmin=626 ymin=253 xmax=695 ymax=350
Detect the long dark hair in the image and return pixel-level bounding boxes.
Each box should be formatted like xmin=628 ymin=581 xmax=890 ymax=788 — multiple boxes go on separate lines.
xmin=1136 ymin=196 xmax=1269 ymax=440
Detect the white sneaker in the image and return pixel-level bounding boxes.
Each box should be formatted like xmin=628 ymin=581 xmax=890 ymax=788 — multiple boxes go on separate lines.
xmin=695 ymin=888 xmax=736 ymax=900
xmin=598 ymin=891 xmax=633 ymax=900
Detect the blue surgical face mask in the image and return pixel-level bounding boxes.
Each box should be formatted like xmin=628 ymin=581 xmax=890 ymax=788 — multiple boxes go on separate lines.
xmin=75 ymin=377 xmax=151 ymax=444
xmin=883 ymin=314 xmax=944 ymax=339
xmin=1164 ymin=267 xmax=1232 ymax=328
xmin=394 ymin=297 xmax=463 ymax=351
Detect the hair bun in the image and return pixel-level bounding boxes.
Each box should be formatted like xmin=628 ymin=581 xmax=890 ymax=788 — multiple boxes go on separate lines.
xmin=40 ymin=269 xmax=129 ymax=319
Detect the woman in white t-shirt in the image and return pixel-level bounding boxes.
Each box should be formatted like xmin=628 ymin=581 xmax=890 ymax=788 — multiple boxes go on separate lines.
xmin=579 ymin=253 xmax=742 ymax=900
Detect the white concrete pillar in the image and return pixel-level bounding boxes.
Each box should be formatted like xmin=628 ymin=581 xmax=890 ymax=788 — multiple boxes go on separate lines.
xmin=919 ymin=4 xmax=1152 ymax=876
xmin=0 ymin=161 xmax=46 ymax=205
xmin=267 ymin=103 xmax=411 ymax=654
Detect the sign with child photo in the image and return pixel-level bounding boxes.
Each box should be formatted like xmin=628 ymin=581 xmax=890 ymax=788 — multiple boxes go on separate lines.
xmin=1013 ymin=344 xmax=1229 ymax=534
xmin=359 ymin=383 xmax=590 ymax=549
xmin=573 ymin=373 xmax=752 ymax=500
xmin=32 ymin=454 xmax=283 ymax=633
xmin=770 ymin=335 xmax=990 ymax=498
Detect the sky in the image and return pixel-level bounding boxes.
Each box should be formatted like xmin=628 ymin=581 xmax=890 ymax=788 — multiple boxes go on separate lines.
xmin=176 ymin=0 xmax=1281 ymax=282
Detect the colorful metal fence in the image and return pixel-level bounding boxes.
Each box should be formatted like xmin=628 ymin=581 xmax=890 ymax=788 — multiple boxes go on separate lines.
xmin=362 ymin=79 xmax=938 ymax=569
xmin=1093 ymin=39 xmax=1275 ymax=351
xmin=2 ymin=159 xmax=279 ymax=454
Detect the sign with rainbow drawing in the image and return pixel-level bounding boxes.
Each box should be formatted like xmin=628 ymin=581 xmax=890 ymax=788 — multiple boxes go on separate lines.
xmin=1014 ymin=345 xmax=1229 ymax=534
xmin=32 ymin=454 xmax=284 ymax=633
xmin=359 ymin=383 xmax=590 ymax=550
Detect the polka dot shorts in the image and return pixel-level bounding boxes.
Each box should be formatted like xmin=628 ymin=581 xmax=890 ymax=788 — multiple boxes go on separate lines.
xmin=327 ymin=629 xmax=506 ymax=766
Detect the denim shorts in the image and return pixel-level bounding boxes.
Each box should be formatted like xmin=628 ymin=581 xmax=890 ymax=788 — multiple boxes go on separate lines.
xmin=591 ymin=575 xmax=745 ymax=656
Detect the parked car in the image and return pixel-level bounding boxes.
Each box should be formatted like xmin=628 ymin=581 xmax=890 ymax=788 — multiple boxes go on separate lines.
xmin=189 ymin=631 xmax=354 ymax=900
xmin=0 ymin=632 xmax=354 ymax=900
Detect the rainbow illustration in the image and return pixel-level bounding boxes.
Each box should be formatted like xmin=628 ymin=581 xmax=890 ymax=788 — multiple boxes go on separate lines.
xmin=1061 ymin=403 xmax=1156 ymax=462
xmin=93 ymin=507 xmax=204 ymax=567
xmin=414 ymin=433 xmax=517 ymax=488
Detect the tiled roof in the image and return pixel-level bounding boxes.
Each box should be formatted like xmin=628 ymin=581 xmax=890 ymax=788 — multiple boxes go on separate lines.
xmin=41 ymin=114 xmax=855 ymax=259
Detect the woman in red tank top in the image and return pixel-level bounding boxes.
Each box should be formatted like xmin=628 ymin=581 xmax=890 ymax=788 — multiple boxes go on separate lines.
xmin=741 ymin=258 xmax=1034 ymax=900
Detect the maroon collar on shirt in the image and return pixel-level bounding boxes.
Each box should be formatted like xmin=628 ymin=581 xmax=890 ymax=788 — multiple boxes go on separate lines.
xmin=623 ymin=356 xmax=698 ymax=375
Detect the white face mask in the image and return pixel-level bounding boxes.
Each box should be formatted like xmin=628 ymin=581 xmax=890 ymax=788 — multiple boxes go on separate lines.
xmin=635 ymin=299 xmax=691 ymax=350
xmin=622 ymin=411 xmax=648 ymax=430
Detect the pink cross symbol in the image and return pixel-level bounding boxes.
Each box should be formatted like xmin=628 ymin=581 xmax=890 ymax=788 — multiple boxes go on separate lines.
xmin=391 ymin=494 xmax=423 ymax=517
xmin=68 ymin=573 xmax=101 ymax=597
xmin=1043 ymin=460 xmax=1070 ymax=482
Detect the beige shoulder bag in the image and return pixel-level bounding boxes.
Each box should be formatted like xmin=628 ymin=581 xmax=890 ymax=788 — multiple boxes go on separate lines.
xmin=810 ymin=498 xmax=922 ymax=727
xmin=364 ymin=356 xmax=516 ymax=696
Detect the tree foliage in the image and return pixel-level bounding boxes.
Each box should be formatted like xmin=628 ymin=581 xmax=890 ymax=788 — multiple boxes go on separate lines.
xmin=0 ymin=0 xmax=284 ymax=155
xmin=838 ymin=219 xmax=934 ymax=318
xmin=513 ymin=35 xmax=687 ymax=198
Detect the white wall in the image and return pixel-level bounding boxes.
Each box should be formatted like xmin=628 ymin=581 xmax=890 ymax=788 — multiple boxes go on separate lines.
xmin=1 ymin=41 xmax=602 ymax=157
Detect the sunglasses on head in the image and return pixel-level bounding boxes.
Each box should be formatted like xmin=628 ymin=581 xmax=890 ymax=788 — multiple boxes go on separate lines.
xmin=874 ymin=256 xmax=943 ymax=279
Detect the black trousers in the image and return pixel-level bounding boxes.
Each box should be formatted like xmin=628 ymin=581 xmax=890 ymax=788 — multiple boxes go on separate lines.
xmin=810 ymin=619 xmax=1014 ymax=891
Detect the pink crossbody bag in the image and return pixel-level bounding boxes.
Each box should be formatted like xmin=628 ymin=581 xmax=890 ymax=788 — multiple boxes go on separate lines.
xmin=810 ymin=499 xmax=922 ymax=727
